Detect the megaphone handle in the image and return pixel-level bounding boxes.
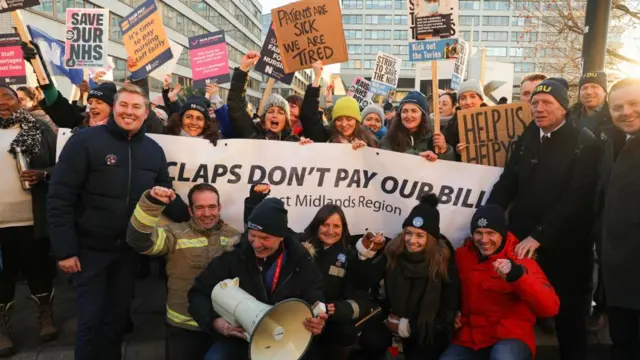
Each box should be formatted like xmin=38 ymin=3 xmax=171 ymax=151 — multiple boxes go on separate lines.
xmin=243 ymin=331 xmax=250 ymax=342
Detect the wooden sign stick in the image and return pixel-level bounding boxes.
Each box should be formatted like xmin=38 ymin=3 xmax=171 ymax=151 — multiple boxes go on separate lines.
xmin=11 ymin=10 xmax=50 ymax=86
xmin=431 ymin=60 xmax=440 ymax=134
xmin=258 ymin=78 xmax=275 ymax=115
xmin=480 ymin=48 xmax=486 ymax=85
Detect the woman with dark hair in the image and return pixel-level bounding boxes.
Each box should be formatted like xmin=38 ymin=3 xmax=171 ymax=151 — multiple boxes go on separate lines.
xmin=16 ymin=86 xmax=57 ymax=133
xmin=381 ymin=91 xmax=454 ymax=161
xmin=165 ymin=95 xmax=220 ymax=145
xmin=431 ymin=92 xmax=457 ymax=132
xmin=286 ymin=94 xmax=304 ymax=136
xmin=354 ymin=194 xmax=459 ymax=360
xmin=298 ymin=202 xmax=381 ymax=360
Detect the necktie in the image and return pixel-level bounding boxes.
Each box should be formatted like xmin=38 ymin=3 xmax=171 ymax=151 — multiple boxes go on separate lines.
xmin=541 ymin=134 xmax=550 ymax=146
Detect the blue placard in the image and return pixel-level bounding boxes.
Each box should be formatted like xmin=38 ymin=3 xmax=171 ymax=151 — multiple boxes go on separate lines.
xmin=370 ymin=81 xmax=395 ymax=96
xmin=27 ymin=26 xmax=84 ymax=85
xmin=450 ymin=73 xmax=462 ymax=91
xmin=409 ymin=39 xmax=459 ymax=62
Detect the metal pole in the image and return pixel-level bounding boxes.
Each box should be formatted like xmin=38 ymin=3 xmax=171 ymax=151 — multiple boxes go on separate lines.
xmin=581 ymin=0 xmax=612 ymax=73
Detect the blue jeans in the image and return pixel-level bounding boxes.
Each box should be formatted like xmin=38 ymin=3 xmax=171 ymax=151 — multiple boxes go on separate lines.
xmin=204 ymin=336 xmax=249 ymax=360
xmin=440 ymin=339 xmax=532 ymax=360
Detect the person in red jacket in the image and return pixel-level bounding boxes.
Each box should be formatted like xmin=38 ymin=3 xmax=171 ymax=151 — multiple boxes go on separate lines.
xmin=440 ymin=205 xmax=560 ymax=360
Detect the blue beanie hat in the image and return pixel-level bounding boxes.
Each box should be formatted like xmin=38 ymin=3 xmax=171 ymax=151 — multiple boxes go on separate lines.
xmin=180 ymin=95 xmax=211 ymax=123
xmin=531 ymin=77 xmax=570 ymax=110
xmin=399 ymin=91 xmax=428 ymax=115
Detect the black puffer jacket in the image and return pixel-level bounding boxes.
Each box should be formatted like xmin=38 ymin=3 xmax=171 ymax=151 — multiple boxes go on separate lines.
xmin=47 ymin=116 xmax=188 ymax=260
xmin=227 ymin=68 xmax=299 ymax=142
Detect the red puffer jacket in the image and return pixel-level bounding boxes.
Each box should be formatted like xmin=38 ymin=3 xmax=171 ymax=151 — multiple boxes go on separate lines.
xmin=453 ymin=232 xmax=560 ymax=355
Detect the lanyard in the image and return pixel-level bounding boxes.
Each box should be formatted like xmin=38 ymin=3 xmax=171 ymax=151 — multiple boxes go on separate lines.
xmin=270 ymin=251 xmax=284 ymax=294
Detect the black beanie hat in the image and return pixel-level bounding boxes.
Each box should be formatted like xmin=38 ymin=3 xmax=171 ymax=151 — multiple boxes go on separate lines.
xmin=180 ymin=95 xmax=211 ymax=123
xmin=470 ymin=205 xmax=507 ymax=239
xmin=247 ymin=198 xmax=289 ymax=238
xmin=402 ymin=193 xmax=440 ymax=239
xmin=579 ymin=71 xmax=608 ymax=94
xmin=88 ymin=82 xmax=117 ymax=107
xmin=383 ymin=102 xmax=394 ymax=113
xmin=531 ymin=77 xmax=569 ymax=110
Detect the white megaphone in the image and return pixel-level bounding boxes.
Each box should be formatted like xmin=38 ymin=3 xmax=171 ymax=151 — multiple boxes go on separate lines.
xmin=211 ymin=278 xmax=314 ymax=360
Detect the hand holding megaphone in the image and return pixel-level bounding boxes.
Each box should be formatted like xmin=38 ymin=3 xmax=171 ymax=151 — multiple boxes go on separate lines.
xmin=304 ymin=302 xmax=328 ymax=335
xmin=356 ymin=232 xmax=386 ymax=260
xmin=213 ymin=317 xmax=246 ymax=339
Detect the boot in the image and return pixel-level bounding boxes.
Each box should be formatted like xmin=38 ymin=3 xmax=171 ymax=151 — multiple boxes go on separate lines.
xmin=31 ymin=291 xmax=59 ymax=342
xmin=0 ymin=303 xmax=14 ymax=357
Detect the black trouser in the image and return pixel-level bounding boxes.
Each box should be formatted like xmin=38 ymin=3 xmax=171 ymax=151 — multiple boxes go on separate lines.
xmin=608 ymin=307 xmax=640 ymax=360
xmin=73 ymin=249 xmax=137 ymax=360
xmin=539 ymin=250 xmax=592 ymax=360
xmin=165 ymin=323 xmax=215 ymax=360
xmin=0 ymin=226 xmax=54 ymax=304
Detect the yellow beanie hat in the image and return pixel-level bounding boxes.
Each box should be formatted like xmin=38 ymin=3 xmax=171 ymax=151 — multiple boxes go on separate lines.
xmin=332 ymin=96 xmax=362 ymax=123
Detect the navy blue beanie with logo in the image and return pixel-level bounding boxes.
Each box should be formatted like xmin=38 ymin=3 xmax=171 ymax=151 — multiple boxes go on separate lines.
xmin=470 ymin=204 xmax=507 ymax=239
xmin=88 ymin=82 xmax=117 ymax=107
xmin=402 ymin=193 xmax=440 ymax=239
xmin=179 ymin=95 xmax=211 ymax=123
xmin=531 ymin=77 xmax=570 ymax=110
xmin=247 ymin=198 xmax=289 ymax=238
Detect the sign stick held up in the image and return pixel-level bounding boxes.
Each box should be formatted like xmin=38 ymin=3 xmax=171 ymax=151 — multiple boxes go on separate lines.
xmin=431 ymin=60 xmax=440 ymax=134
xmin=258 ymin=78 xmax=276 ymax=115
xmin=11 ymin=10 xmax=50 ymax=86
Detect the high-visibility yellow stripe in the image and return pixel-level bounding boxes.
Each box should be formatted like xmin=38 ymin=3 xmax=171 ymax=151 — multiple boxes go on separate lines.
xmin=134 ymin=204 xmax=159 ymax=227
xmin=144 ymin=228 xmax=167 ymax=255
xmin=176 ymin=237 xmax=208 ymax=249
xmin=166 ymin=306 xmax=198 ymax=327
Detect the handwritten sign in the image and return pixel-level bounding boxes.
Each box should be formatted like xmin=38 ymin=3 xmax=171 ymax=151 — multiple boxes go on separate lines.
xmin=188 ymin=30 xmax=230 ymax=88
xmin=408 ymin=0 xmax=458 ymax=40
xmin=64 ymin=9 xmax=108 ymax=68
xmin=371 ymin=52 xmax=401 ymax=95
xmin=120 ymin=0 xmax=173 ymax=81
xmin=0 ymin=0 xmax=39 ymax=14
xmin=409 ymin=38 xmax=459 ymax=62
xmin=457 ymin=103 xmax=532 ymax=167
xmin=271 ymin=0 xmax=348 ymax=73
xmin=0 ymin=34 xmax=26 ymax=85
xmin=255 ymin=23 xmax=294 ymax=85
xmin=450 ymin=38 xmax=469 ymax=91
xmin=347 ymin=76 xmax=373 ymax=109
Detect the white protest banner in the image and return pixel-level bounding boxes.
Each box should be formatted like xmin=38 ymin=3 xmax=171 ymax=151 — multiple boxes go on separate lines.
xmin=347 ymin=76 xmax=374 ymax=108
xmin=371 ymin=52 xmax=401 ymax=95
xmin=64 ymin=9 xmax=108 ymax=68
xmin=56 ymin=132 xmax=502 ymax=247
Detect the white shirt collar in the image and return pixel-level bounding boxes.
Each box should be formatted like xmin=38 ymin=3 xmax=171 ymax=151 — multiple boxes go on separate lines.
xmin=540 ymin=121 xmax=566 ymax=140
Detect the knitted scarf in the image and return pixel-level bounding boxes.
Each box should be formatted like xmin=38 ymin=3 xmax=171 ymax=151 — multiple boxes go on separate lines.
xmin=0 ymin=108 xmax=42 ymax=158
xmin=386 ymin=250 xmax=442 ymax=345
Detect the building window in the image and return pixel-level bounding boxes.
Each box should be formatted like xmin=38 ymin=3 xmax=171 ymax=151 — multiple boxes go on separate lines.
xmin=345 ymin=30 xmax=363 ymax=39
xmin=394 ymin=15 xmax=407 ymax=25
xmin=393 ymin=30 xmax=408 ymax=40
xmin=178 ymin=48 xmax=190 ymax=67
xmin=363 ymin=60 xmax=375 ymax=69
xmin=348 ymin=45 xmax=362 ymax=55
xmin=459 ymin=0 xmax=480 ymax=10
xmin=364 ymin=45 xmax=392 ymax=55
xmin=342 ymin=0 xmax=363 ymax=9
xmin=393 ymin=45 xmax=408 ymax=55
xmin=110 ymin=13 xmax=123 ymax=42
xmin=512 ymin=32 xmax=538 ymax=42
xmin=394 ymin=0 xmax=406 ymax=10
xmin=401 ymin=61 xmax=415 ymax=70
xmin=485 ymin=47 xmax=507 ymax=57
xmin=343 ymin=15 xmax=362 ymax=24
xmin=365 ymin=30 xmax=392 ymax=40
xmin=481 ymin=31 xmax=508 ymax=41
xmin=514 ymin=62 xmax=536 ymax=73
xmin=343 ymin=60 xmax=362 ymax=69
xmin=513 ymin=0 xmax=541 ymax=11
xmin=459 ymin=16 xmax=480 ymax=26
xmin=365 ymin=15 xmax=393 ymax=25
xmin=460 ymin=31 xmax=479 ymax=42
xmin=509 ymin=47 xmax=524 ymax=57
xmin=482 ymin=16 xmax=509 ymax=26
xmin=365 ymin=0 xmax=392 ymax=9
xmin=113 ymin=57 xmax=130 ymax=83
xmin=483 ymin=0 xmax=510 ymax=10
xmin=511 ymin=16 xmax=538 ymax=27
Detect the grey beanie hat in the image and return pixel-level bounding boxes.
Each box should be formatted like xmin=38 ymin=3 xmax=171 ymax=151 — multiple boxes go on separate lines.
xmin=457 ymin=79 xmax=485 ymax=101
xmin=361 ymin=104 xmax=385 ymax=123
xmin=262 ymin=93 xmax=290 ymax=124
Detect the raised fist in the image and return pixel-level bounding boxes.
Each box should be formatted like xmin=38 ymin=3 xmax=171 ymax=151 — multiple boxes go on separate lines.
xmin=150 ymin=186 xmax=176 ymax=204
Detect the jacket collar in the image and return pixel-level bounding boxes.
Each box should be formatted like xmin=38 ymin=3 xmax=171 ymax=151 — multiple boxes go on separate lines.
xmin=106 ymin=115 xmax=147 ymax=141
xmin=188 ymin=218 xmax=223 ymax=237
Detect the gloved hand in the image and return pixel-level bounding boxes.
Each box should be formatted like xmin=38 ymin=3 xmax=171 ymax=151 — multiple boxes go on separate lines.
xmin=249 ymin=183 xmax=270 ymax=199
xmin=21 ymin=41 xmax=38 ymax=61
xmin=356 ymin=232 xmax=385 ymax=260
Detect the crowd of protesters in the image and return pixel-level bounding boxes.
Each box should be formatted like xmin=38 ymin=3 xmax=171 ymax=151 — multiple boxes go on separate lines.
xmin=0 ymin=40 xmax=637 ymax=360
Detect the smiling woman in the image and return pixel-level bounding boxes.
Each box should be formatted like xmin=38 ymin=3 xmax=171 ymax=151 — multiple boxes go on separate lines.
xmin=166 ymin=95 xmax=220 ymax=145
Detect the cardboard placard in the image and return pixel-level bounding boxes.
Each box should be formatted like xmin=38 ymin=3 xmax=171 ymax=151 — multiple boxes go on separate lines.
xmin=0 ymin=0 xmax=39 ymax=14
xmin=371 ymin=52 xmax=401 ymax=95
xmin=457 ymin=103 xmax=532 ymax=167
xmin=0 ymin=33 xmax=26 ymax=85
xmin=409 ymin=38 xmax=460 ymax=62
xmin=64 ymin=9 xmax=108 ymax=69
xmin=347 ymin=76 xmax=373 ymax=108
xmin=450 ymin=38 xmax=469 ymax=90
xmin=271 ymin=0 xmax=348 ymax=73
xmin=255 ymin=23 xmax=294 ymax=85
xmin=120 ymin=0 xmax=173 ymax=81
xmin=408 ymin=0 xmax=459 ymax=40
xmin=188 ymin=30 xmax=230 ymax=88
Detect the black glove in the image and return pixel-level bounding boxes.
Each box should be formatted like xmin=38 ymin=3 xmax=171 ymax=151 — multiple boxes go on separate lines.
xmin=249 ymin=183 xmax=270 ymax=200
xmin=21 ymin=41 xmax=38 ymax=61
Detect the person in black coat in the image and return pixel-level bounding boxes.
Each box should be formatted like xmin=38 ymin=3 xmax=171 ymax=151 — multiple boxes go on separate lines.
xmin=0 ymin=85 xmax=58 ymax=356
xmin=47 ymin=84 xmax=188 ymax=360
xmin=598 ymin=78 xmax=640 ymax=360
xmin=487 ymin=77 xmax=601 ymax=360
xmin=188 ymin=190 xmax=327 ymax=360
